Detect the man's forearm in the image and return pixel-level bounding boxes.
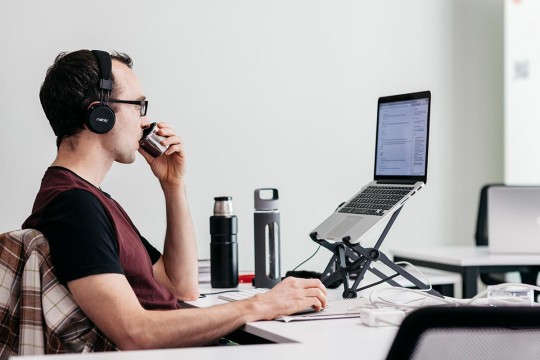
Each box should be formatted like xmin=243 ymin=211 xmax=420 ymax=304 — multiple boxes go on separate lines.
xmin=124 ymin=300 xmax=258 ymax=349
xmin=160 ymin=182 xmax=199 ymax=297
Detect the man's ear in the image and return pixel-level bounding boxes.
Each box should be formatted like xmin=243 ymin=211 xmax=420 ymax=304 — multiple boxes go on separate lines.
xmin=82 ymin=101 xmax=101 ymax=131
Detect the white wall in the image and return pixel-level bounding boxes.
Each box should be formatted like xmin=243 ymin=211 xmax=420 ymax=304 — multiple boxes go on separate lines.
xmin=0 ymin=0 xmax=503 ymax=273
xmin=505 ymin=0 xmax=540 ymax=184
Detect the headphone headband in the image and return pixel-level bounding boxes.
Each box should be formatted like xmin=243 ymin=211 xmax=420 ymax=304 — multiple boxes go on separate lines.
xmin=85 ymin=50 xmax=116 ymax=134
xmin=92 ymin=50 xmax=112 ymax=92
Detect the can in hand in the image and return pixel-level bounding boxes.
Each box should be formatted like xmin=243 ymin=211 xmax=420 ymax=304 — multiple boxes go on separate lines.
xmin=140 ymin=122 xmax=168 ymax=157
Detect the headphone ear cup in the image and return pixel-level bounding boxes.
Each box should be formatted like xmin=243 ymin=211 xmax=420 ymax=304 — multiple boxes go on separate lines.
xmin=86 ymin=103 xmax=116 ymax=134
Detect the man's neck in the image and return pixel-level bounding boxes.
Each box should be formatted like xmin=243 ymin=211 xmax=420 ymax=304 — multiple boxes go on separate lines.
xmin=52 ymin=141 xmax=113 ymax=188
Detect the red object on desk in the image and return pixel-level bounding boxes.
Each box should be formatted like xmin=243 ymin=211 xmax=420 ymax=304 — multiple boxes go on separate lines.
xmin=239 ymin=273 xmax=255 ymax=284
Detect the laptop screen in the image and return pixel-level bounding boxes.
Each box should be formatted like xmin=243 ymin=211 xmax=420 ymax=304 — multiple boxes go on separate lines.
xmin=374 ymin=91 xmax=431 ymax=183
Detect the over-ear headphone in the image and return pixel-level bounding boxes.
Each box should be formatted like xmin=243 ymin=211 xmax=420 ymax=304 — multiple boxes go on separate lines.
xmin=85 ymin=50 xmax=116 ymax=134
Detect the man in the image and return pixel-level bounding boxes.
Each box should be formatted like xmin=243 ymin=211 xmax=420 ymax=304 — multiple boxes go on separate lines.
xmin=23 ymin=50 xmax=327 ymax=350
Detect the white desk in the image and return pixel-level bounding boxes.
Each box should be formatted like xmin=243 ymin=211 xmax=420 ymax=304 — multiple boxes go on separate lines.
xmin=15 ymin=342 xmax=391 ymax=360
xmin=14 ymin=285 xmax=398 ymax=360
xmin=392 ymin=245 xmax=540 ymax=298
xmin=11 ymin=267 xmax=463 ymax=360
xmin=13 ymin=269 xmax=464 ymax=360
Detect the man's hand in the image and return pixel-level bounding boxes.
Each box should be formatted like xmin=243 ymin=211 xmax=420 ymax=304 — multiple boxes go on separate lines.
xmin=139 ymin=122 xmax=185 ymax=188
xmin=249 ymin=277 xmax=328 ymax=320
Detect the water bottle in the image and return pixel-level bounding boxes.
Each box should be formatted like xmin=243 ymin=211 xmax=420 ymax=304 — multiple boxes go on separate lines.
xmin=254 ymin=188 xmax=281 ymax=288
xmin=210 ymin=196 xmax=238 ymax=288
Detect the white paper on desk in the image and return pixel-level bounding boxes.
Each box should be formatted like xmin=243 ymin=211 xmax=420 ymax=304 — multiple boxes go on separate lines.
xmin=276 ymin=297 xmax=370 ymax=322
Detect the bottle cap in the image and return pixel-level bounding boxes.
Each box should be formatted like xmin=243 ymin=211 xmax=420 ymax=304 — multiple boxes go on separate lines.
xmin=254 ymin=188 xmax=279 ymax=210
xmin=214 ymin=196 xmax=233 ymax=215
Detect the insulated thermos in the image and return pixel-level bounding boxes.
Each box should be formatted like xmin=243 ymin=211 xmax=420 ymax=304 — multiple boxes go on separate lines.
xmin=210 ymin=196 xmax=238 ymax=288
xmin=254 ymin=188 xmax=281 ymax=288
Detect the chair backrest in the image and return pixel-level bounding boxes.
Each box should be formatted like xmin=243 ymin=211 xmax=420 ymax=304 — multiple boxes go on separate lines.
xmin=0 ymin=229 xmax=116 ymax=358
xmin=474 ymin=183 xmax=504 ymax=247
xmin=386 ymin=306 xmax=540 ymax=360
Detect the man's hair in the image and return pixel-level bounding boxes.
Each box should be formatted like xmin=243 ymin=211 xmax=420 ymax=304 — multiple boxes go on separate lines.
xmin=39 ymin=50 xmax=133 ymax=148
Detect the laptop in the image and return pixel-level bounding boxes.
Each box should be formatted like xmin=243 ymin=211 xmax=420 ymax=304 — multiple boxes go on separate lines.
xmin=312 ymin=91 xmax=431 ymax=244
xmin=488 ymin=186 xmax=540 ymax=254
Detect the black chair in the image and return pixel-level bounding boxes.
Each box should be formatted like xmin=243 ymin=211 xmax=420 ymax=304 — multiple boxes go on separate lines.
xmin=475 ymin=184 xmax=539 ymax=286
xmin=386 ymin=306 xmax=540 ymax=360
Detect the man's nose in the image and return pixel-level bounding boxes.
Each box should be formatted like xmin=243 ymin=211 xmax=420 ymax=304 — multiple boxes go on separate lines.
xmin=141 ymin=118 xmax=151 ymax=128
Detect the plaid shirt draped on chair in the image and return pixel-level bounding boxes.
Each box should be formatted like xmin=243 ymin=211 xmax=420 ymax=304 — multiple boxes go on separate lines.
xmin=0 ymin=229 xmax=117 ymax=359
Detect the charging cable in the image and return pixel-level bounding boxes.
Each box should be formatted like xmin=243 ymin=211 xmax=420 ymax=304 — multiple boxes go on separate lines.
xmin=290 ymin=244 xmax=321 ymax=272
xmin=367 ymin=282 xmax=540 ymax=311
xmin=357 ymin=282 xmax=540 ymax=328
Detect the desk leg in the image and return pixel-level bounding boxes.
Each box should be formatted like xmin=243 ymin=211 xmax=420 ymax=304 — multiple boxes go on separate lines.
xmin=462 ymin=267 xmax=479 ymax=298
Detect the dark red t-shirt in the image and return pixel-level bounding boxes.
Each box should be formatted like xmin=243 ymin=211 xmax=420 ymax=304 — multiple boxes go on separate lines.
xmin=23 ymin=166 xmax=179 ymax=310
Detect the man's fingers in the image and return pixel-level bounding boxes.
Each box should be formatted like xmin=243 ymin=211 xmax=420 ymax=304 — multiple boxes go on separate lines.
xmin=311 ymin=298 xmax=324 ymax=311
xmin=165 ymin=144 xmax=183 ymax=156
xmin=292 ymin=277 xmax=327 ymax=294
xmin=304 ymin=287 xmax=326 ymax=299
xmin=138 ymin=147 xmax=154 ymax=163
xmin=161 ymin=135 xmax=182 ymax=148
xmin=292 ymin=285 xmax=327 ymax=310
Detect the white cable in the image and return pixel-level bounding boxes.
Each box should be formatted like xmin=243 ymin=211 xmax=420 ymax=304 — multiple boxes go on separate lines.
xmin=369 ymin=287 xmax=457 ymax=311
xmin=353 ymin=267 xmax=539 ymax=325
xmin=362 ymin=261 xmax=437 ymax=310
xmin=465 ymin=282 xmax=540 ymax=306
xmin=354 ymin=254 xmax=540 ymax=311
xmin=352 ymin=259 xmax=437 ymax=311
xmin=363 ymin=282 xmax=540 ymax=311
xmin=394 ymin=261 xmax=433 ymax=292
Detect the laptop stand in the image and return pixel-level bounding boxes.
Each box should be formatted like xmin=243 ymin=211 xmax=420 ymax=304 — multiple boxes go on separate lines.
xmin=310 ymin=206 xmax=443 ymax=299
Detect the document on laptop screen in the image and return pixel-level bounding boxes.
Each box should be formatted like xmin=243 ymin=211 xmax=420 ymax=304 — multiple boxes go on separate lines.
xmin=375 ymin=98 xmax=429 ymax=177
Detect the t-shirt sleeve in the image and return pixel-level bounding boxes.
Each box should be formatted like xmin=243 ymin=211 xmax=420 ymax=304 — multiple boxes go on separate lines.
xmin=37 ymin=189 xmax=124 ymax=283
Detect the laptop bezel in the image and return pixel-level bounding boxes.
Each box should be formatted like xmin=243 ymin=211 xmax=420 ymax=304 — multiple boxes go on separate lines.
xmin=373 ymin=90 xmax=431 ymax=184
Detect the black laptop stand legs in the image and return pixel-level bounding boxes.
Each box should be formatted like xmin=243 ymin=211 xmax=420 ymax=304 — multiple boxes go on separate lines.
xmin=311 ymin=207 xmax=443 ymax=299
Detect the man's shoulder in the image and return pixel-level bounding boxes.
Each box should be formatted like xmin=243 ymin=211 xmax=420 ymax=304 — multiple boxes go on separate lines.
xmin=23 ymin=168 xmax=110 ymax=230
xmin=42 ymin=166 xmax=113 ymax=203
xmin=44 ymin=167 xmax=99 ymax=191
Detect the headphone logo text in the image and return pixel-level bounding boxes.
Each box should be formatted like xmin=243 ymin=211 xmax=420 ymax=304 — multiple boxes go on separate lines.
xmin=96 ymin=118 xmax=109 ymax=123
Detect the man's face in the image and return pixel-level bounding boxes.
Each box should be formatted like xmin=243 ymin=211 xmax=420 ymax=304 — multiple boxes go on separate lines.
xmin=105 ymin=60 xmax=150 ymax=164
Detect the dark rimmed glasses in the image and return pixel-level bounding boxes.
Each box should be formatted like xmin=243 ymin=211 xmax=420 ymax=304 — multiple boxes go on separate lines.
xmin=108 ymin=99 xmax=148 ymax=117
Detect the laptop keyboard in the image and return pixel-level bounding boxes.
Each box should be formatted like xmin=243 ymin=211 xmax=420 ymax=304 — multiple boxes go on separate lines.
xmin=338 ymin=186 xmax=414 ymax=216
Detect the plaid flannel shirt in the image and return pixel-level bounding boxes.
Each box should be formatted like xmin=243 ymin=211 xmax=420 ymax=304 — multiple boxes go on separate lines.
xmin=0 ymin=229 xmax=117 ymax=359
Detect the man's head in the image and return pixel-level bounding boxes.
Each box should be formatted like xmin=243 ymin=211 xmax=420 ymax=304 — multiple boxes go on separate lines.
xmin=39 ymin=50 xmax=134 ymax=148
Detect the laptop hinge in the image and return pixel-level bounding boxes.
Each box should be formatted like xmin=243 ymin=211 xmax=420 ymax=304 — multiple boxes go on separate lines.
xmin=376 ymin=179 xmax=417 ymax=185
